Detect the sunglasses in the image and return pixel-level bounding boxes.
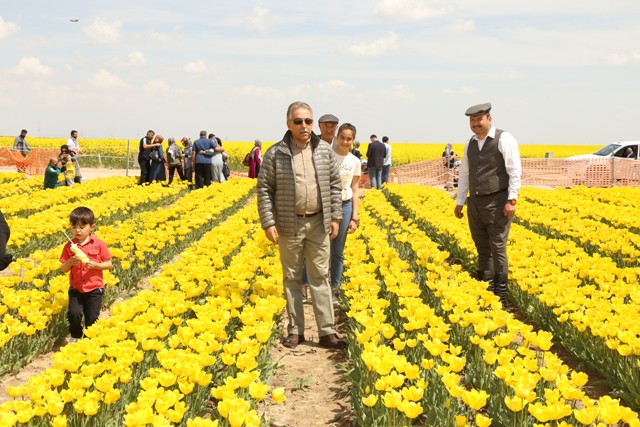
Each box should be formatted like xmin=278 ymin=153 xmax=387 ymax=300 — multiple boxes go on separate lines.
xmin=292 ymin=118 xmax=313 ymax=125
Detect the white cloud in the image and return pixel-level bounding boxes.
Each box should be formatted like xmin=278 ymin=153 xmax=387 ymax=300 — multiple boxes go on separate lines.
xmin=237 ymin=84 xmax=279 ymax=98
xmin=605 ymin=51 xmax=640 ymax=65
xmin=374 ymin=0 xmax=451 ymax=22
xmin=11 ymin=57 xmax=52 ymax=76
xmin=447 ymin=19 xmax=475 ymax=34
xmin=150 ymin=30 xmax=173 ymax=42
xmin=349 ymin=32 xmax=398 ymax=57
xmin=443 ymin=86 xmax=477 ymax=95
xmin=144 ymin=79 xmax=174 ymax=94
xmin=379 ymin=84 xmax=412 ymax=100
xmin=90 ymin=69 xmax=128 ymax=90
xmin=128 ymin=51 xmax=147 ymax=66
xmin=317 ymin=80 xmax=349 ymax=90
xmin=84 ymin=18 xmax=122 ymax=44
xmin=0 ymin=16 xmax=20 ymax=40
xmin=289 ymin=84 xmax=313 ymax=98
xmin=183 ymin=59 xmax=206 ymax=74
xmin=245 ymin=7 xmax=274 ymax=33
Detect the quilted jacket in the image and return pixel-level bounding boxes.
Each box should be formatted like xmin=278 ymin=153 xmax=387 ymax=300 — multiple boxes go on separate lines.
xmin=257 ymin=131 xmax=342 ymax=236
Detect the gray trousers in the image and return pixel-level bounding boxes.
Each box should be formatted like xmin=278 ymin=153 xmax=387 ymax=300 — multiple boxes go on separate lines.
xmin=467 ymin=192 xmax=512 ymax=276
xmin=278 ymin=215 xmax=335 ymax=337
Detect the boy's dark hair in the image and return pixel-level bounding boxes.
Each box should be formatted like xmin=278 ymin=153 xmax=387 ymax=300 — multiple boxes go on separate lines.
xmin=70 ymin=207 xmax=95 ymax=226
xmin=382 ymin=136 xmax=389 ymax=143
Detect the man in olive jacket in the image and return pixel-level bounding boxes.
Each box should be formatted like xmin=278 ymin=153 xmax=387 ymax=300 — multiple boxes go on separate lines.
xmin=257 ymin=101 xmax=346 ymax=350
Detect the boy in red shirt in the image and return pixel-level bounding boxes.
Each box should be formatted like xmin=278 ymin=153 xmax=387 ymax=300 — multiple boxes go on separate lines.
xmin=60 ymin=207 xmax=112 ymax=342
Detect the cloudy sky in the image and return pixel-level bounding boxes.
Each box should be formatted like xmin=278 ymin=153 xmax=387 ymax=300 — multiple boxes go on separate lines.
xmin=1 ymin=1 xmax=639 ymax=145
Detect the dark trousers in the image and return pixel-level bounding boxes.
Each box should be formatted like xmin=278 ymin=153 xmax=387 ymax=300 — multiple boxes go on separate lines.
xmin=168 ymin=165 xmax=185 ymax=184
xmin=467 ymin=192 xmax=512 ymax=276
xmin=0 ymin=211 xmax=9 ymax=255
xmin=194 ymin=163 xmax=212 ymax=188
xmin=183 ymin=166 xmax=193 ymax=183
xmin=139 ymin=159 xmax=151 ymax=185
xmin=68 ymin=287 xmax=103 ymax=339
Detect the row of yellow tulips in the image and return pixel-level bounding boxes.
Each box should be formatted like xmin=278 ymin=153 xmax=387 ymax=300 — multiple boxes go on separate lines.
xmin=6 ymin=178 xmax=186 ymax=257
xmin=516 ymin=187 xmax=640 ymax=267
xmin=0 ymin=175 xmax=43 ymax=199
xmin=0 ymin=176 xmax=136 ymax=218
xmin=1 ymin=196 xmax=285 ymax=426
xmin=363 ymin=189 xmax=640 ymax=426
xmin=384 ymin=183 xmax=640 ymax=412
xmin=344 ymin=203 xmax=491 ymax=426
xmin=0 ymin=178 xmax=255 ymax=377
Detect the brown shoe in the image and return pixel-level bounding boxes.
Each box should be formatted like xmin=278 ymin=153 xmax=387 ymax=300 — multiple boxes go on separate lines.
xmin=318 ymin=333 xmax=347 ymax=349
xmin=282 ymin=334 xmax=305 ymax=349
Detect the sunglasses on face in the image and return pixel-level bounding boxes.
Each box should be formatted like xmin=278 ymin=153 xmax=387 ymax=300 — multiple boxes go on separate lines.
xmin=292 ymin=118 xmax=313 ymax=125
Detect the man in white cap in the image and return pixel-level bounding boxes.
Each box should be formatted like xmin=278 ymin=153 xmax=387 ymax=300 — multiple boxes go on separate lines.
xmin=318 ymin=113 xmax=339 ymax=144
xmin=454 ymin=102 xmax=521 ymax=307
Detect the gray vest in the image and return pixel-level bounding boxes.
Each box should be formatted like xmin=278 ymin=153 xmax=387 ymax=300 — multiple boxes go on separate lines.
xmin=468 ymin=129 xmax=509 ymax=196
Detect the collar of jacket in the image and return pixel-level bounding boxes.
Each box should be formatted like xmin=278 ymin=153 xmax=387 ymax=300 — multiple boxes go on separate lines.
xmin=278 ymin=130 xmax=320 ymax=155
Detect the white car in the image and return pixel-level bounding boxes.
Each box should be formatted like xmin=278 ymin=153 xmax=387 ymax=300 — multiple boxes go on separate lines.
xmin=568 ymin=142 xmax=638 ymax=160
xmin=567 ymin=142 xmax=639 ymax=186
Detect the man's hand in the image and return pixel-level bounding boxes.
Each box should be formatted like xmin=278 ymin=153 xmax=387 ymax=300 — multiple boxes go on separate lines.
xmin=329 ymin=221 xmax=339 ymax=240
xmin=454 ymin=205 xmax=464 ymax=219
xmin=503 ymin=203 xmax=516 ymax=218
xmin=264 ymin=226 xmax=278 ymax=244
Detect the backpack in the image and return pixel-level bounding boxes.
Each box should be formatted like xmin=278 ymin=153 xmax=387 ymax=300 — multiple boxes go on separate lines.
xmin=242 ymin=150 xmax=252 ymax=167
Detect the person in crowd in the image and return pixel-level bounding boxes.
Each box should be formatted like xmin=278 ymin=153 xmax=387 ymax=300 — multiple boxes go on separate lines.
xmin=192 ymin=130 xmax=216 ymax=188
xmin=318 ymin=114 xmax=339 ymax=144
xmin=59 ymin=154 xmax=75 ymax=187
xmin=67 ymin=130 xmax=83 ymax=183
xmin=13 ymin=129 xmax=30 ymax=158
xmin=351 ymin=141 xmax=362 ymax=160
xmin=44 ymin=157 xmax=62 ymax=189
xmin=443 ymin=143 xmax=457 ymax=190
xmin=257 ymin=101 xmax=345 ymax=350
xmin=148 ymin=135 xmax=166 ymax=182
xmin=454 ymin=102 xmax=522 ymax=307
xmin=366 ymin=134 xmax=386 ymax=189
xmin=166 ymin=138 xmax=185 ymax=184
xmin=0 ymin=210 xmax=11 ymax=271
xmin=248 ymin=139 xmax=263 ymax=179
xmin=181 ymin=137 xmax=194 ymax=184
xmin=330 ymin=123 xmax=361 ymax=301
xmin=208 ymin=134 xmax=227 ymax=183
xmin=382 ymin=136 xmax=392 ymax=184
xmin=138 ymin=130 xmax=161 ymax=185
xmin=60 ymin=207 xmax=113 ymax=343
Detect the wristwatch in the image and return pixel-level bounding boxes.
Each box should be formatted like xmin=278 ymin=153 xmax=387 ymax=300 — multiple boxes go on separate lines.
xmin=508 ymin=199 xmax=517 ymax=206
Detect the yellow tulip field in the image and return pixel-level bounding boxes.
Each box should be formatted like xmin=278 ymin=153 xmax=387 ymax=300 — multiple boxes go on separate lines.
xmin=0 ymin=136 xmax=600 ymax=170
xmin=1 ymin=171 xmax=639 ymax=426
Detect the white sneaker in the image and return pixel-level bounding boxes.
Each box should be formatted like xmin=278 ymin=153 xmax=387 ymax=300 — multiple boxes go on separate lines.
xmin=69 ymin=337 xmax=79 ymax=343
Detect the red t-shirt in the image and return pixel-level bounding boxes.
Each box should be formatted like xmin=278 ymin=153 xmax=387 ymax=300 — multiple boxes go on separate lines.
xmin=60 ymin=235 xmax=112 ymax=292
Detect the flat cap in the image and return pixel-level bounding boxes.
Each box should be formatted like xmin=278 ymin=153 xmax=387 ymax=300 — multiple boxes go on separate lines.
xmin=318 ymin=113 xmax=339 ymax=123
xmin=465 ymin=102 xmax=492 ymax=116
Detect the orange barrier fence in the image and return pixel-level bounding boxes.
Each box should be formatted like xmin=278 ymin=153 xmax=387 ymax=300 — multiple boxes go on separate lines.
xmin=0 ymin=147 xmax=60 ymax=175
xmin=394 ymin=157 xmax=640 ymax=188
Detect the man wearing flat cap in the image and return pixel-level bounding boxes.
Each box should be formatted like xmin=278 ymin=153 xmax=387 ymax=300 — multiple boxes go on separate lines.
xmin=318 ymin=114 xmax=339 ymax=144
xmin=454 ymin=102 xmax=522 ymax=308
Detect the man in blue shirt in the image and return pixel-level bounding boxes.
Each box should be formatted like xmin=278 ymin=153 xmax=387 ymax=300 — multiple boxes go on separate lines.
xmin=191 ymin=130 xmax=215 ymax=188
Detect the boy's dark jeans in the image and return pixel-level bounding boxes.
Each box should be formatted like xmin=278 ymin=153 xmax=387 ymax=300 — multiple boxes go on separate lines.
xmin=68 ymin=287 xmax=103 ymax=339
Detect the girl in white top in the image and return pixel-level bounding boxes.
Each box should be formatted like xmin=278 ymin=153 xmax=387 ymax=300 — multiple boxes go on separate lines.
xmin=330 ymin=123 xmax=362 ymax=292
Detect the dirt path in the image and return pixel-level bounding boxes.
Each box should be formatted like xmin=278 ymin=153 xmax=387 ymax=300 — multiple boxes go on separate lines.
xmin=260 ymin=304 xmax=352 ymax=427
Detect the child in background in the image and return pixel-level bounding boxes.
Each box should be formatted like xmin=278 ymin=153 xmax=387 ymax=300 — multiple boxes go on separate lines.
xmin=59 ymin=154 xmax=75 ymax=187
xmin=60 ymin=207 xmax=112 ymax=342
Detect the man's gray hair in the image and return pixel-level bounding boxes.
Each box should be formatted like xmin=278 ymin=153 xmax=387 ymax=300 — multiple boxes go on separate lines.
xmin=200 ymin=130 xmax=207 ymax=137
xmin=286 ymin=101 xmax=312 ymax=121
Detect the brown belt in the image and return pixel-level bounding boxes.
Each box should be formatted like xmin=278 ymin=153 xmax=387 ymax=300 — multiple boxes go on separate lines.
xmin=296 ymin=211 xmax=321 ymax=218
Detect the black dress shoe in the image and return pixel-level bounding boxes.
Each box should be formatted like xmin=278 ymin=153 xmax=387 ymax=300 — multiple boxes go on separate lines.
xmin=282 ymin=334 xmax=305 ymax=348
xmin=318 ymin=333 xmax=347 ymax=349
